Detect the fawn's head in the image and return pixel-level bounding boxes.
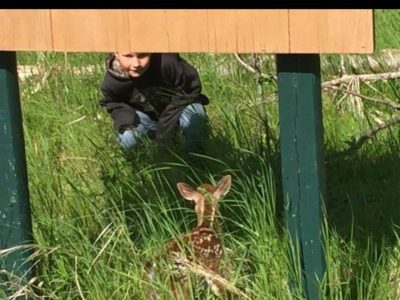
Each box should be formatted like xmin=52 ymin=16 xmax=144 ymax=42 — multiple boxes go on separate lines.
xmin=176 ymin=175 xmax=232 ymax=228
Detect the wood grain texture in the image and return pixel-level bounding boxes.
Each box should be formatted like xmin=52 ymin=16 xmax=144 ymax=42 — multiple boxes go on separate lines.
xmin=0 ymin=9 xmax=373 ymax=53
xmin=51 ymin=9 xmax=130 ymax=52
xmin=288 ymin=10 xmax=374 ymax=53
xmin=0 ymin=10 xmax=52 ymax=51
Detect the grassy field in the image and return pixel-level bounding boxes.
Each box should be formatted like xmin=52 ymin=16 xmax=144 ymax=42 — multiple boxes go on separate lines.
xmin=2 ymin=9 xmax=400 ymax=300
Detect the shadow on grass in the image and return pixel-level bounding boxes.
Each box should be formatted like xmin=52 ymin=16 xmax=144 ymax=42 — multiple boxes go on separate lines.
xmin=322 ymin=138 xmax=400 ymax=297
xmin=95 ymin=125 xmax=400 ymax=298
xmin=325 ymin=144 xmax=400 ymax=247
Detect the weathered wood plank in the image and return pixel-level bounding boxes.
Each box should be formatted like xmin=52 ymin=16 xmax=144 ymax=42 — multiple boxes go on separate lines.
xmin=0 ymin=9 xmax=373 ymax=53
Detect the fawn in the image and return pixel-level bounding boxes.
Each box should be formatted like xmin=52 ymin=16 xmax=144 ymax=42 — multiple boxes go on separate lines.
xmin=144 ymin=175 xmax=232 ymax=299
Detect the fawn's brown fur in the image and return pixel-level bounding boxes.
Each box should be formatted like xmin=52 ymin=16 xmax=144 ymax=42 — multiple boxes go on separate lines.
xmin=144 ymin=175 xmax=232 ymax=299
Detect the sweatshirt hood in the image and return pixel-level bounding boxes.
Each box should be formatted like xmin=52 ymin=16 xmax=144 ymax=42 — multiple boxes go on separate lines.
xmin=105 ymin=53 xmax=131 ymax=79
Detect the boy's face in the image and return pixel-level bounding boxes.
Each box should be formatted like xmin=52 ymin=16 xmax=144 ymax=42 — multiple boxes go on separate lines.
xmin=115 ymin=52 xmax=151 ymax=78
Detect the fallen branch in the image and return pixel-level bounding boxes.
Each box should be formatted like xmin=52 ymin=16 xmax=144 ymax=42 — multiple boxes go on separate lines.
xmin=322 ymin=71 xmax=400 ymax=89
xmin=18 ymin=65 xmax=98 ymax=81
xmin=175 ymin=255 xmax=252 ymax=299
xmin=234 ymin=53 xmax=258 ymax=75
xmin=233 ymin=53 xmax=276 ymax=81
xmin=324 ymin=86 xmax=400 ymax=110
xmin=348 ymin=114 xmax=400 ymax=148
xmin=329 ymin=114 xmax=400 ymax=159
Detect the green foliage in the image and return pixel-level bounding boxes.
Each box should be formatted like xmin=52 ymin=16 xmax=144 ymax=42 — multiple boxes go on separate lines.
xmin=3 ymin=10 xmax=400 ymax=299
xmin=375 ymin=10 xmax=400 ymax=51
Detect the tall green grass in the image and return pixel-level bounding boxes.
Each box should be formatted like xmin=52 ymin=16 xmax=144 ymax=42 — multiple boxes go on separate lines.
xmin=1 ymin=9 xmax=400 ymax=299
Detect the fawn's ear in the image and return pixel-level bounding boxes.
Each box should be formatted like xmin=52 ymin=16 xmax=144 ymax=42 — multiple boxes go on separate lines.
xmin=213 ymin=175 xmax=232 ymax=199
xmin=177 ymin=183 xmax=198 ymax=201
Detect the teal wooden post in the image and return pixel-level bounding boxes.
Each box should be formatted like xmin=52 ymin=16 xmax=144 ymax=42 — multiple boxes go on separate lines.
xmin=0 ymin=52 xmax=34 ymax=292
xmin=276 ymin=54 xmax=326 ymax=299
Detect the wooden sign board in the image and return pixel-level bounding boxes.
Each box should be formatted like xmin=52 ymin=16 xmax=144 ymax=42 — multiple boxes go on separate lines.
xmin=0 ymin=9 xmax=373 ymax=53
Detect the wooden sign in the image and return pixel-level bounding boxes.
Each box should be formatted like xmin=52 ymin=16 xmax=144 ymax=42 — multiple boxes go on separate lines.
xmin=0 ymin=9 xmax=373 ymax=53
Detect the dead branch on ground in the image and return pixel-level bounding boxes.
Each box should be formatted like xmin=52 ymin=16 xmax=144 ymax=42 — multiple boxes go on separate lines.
xmin=328 ymin=114 xmax=400 ymax=160
xmin=234 ymin=56 xmax=400 ymax=158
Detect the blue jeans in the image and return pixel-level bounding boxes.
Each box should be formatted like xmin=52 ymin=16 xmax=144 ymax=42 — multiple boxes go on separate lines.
xmin=118 ymin=103 xmax=208 ymax=154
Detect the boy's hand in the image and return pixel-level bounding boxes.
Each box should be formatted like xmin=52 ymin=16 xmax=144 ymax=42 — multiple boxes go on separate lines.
xmin=119 ymin=124 xmax=133 ymax=133
xmin=118 ymin=129 xmax=136 ymax=149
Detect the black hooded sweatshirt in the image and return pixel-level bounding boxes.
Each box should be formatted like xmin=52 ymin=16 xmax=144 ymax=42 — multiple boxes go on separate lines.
xmin=99 ymin=53 xmax=209 ymax=144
